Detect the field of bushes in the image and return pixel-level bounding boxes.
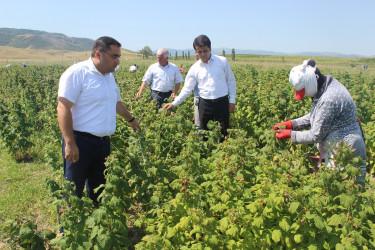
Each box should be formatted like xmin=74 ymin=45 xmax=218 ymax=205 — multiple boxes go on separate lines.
xmin=0 ymin=58 xmax=375 ymax=249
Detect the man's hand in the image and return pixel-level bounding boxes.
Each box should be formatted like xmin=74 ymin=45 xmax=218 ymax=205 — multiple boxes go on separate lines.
xmin=163 ymin=103 xmax=174 ymax=110
xmin=64 ymin=141 xmax=79 ymax=163
xmin=136 ymin=91 xmax=142 ymax=99
xmin=130 ymin=119 xmax=141 ymax=131
xmin=229 ymin=103 xmax=235 ymax=113
xmin=171 ymin=93 xmax=177 ymax=99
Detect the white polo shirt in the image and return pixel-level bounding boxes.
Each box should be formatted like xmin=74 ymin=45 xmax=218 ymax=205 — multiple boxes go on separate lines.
xmin=58 ymin=58 xmax=121 ymax=137
xmin=172 ymin=55 xmax=236 ymax=106
xmin=142 ymin=62 xmax=184 ymax=92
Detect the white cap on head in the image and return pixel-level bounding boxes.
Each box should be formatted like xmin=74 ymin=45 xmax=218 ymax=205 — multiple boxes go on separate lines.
xmin=289 ymin=60 xmax=317 ymax=100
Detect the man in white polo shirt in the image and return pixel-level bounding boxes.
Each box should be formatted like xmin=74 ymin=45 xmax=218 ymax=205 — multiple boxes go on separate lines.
xmin=57 ymin=36 xmax=140 ymax=202
xmin=136 ymin=48 xmax=183 ymax=106
xmin=163 ymin=35 xmax=236 ymax=140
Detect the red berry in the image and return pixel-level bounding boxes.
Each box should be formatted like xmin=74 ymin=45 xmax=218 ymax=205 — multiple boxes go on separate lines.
xmin=181 ymin=188 xmax=185 ymax=192
xmin=186 ymin=191 xmax=189 ymax=194
xmin=236 ymin=177 xmax=240 ymax=181
xmin=185 ymin=155 xmax=188 ymax=158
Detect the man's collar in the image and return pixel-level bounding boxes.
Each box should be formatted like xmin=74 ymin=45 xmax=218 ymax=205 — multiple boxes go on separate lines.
xmin=89 ymin=58 xmax=101 ymax=74
xmin=158 ymin=62 xmax=169 ymax=67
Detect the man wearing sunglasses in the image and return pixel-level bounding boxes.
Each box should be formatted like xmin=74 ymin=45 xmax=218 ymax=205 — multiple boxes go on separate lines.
xmin=57 ymin=36 xmax=140 ymax=203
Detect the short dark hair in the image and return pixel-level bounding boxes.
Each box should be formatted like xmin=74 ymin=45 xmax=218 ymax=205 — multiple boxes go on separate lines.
xmin=193 ymin=35 xmax=211 ymax=50
xmin=91 ymin=36 xmax=121 ymax=57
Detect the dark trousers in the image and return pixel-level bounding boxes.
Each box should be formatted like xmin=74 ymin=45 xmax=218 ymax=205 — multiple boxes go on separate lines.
xmin=198 ymin=96 xmax=229 ymax=139
xmin=62 ymin=131 xmax=110 ymax=202
xmin=150 ymin=90 xmax=172 ymax=106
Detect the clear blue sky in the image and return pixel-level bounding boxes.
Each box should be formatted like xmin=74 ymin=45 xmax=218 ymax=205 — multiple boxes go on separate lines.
xmin=1 ymin=0 xmax=374 ymax=56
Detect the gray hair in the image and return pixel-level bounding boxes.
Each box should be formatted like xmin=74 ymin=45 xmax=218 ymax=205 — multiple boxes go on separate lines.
xmin=156 ymin=48 xmax=169 ymax=57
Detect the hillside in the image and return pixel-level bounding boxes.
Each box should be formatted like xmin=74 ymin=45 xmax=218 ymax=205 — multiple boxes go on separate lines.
xmin=0 ymin=46 xmax=139 ymax=65
xmin=0 ymin=28 xmax=94 ymax=51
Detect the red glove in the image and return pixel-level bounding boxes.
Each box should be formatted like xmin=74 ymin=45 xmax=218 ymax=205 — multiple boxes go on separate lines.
xmin=272 ymin=121 xmax=293 ymax=130
xmin=275 ymin=129 xmax=291 ymax=140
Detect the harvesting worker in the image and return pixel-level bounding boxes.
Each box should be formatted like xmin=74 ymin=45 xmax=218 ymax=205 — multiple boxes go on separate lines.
xmin=136 ymin=48 xmax=183 ymax=106
xmin=163 ymin=35 xmax=236 ymax=140
xmin=273 ymin=59 xmax=366 ymax=181
xmin=129 ymin=64 xmax=137 ymax=72
xmin=57 ymin=36 xmax=141 ymax=203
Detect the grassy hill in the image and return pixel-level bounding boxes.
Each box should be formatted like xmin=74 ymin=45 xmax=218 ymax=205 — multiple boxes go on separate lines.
xmin=0 ymin=28 xmax=94 ymax=51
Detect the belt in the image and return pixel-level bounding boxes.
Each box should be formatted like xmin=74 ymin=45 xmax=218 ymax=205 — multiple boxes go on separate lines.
xmin=73 ymin=130 xmax=110 ymax=140
xmin=200 ymin=95 xmax=228 ymax=103
xmin=152 ymin=90 xmax=172 ymax=95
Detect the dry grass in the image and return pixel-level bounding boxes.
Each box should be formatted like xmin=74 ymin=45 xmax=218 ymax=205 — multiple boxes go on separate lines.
xmin=0 ymin=46 xmax=140 ymax=66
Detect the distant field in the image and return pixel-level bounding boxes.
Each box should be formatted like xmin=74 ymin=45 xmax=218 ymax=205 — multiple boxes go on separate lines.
xmin=1 ymin=46 xmax=374 ymax=76
xmin=0 ymin=46 xmax=140 ymax=66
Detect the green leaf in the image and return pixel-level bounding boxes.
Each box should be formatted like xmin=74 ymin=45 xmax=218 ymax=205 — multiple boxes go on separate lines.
xmin=314 ymin=216 xmax=325 ymax=230
xmin=226 ymin=226 xmax=239 ymax=237
xmin=219 ymin=217 xmax=230 ymax=232
xmin=209 ymin=235 xmax=219 ymax=246
xmin=166 ymin=227 xmax=176 ymax=238
xmin=151 ymin=195 xmax=160 ymax=204
xmin=252 ymin=217 xmax=263 ymax=228
xmin=90 ymin=226 xmax=99 ymax=240
xmin=97 ymin=230 xmax=110 ymax=249
xmin=294 ymin=234 xmax=303 ymax=243
xmin=328 ymin=214 xmax=345 ymax=226
xmin=335 ymin=243 xmax=346 ymax=250
xmin=272 ymin=229 xmax=282 ymax=243
xmin=289 ymin=202 xmax=300 ymax=214
xmin=279 ymin=218 xmax=290 ymax=231
xmin=19 ymin=225 xmax=34 ymax=242
xmin=221 ymin=193 xmax=230 ymax=203
xmin=175 ymin=216 xmax=190 ymax=231
xmin=92 ymin=208 xmax=106 ymax=223
xmin=86 ymin=217 xmax=96 ymax=228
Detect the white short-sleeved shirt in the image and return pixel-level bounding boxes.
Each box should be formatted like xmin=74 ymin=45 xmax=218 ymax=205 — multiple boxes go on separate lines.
xmin=58 ymin=58 xmax=121 ymax=137
xmin=129 ymin=65 xmax=137 ymax=72
xmin=172 ymin=55 xmax=236 ymax=106
xmin=142 ymin=62 xmax=184 ymax=92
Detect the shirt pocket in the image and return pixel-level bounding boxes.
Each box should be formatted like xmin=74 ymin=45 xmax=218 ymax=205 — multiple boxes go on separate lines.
xmin=82 ymin=78 xmax=106 ymax=101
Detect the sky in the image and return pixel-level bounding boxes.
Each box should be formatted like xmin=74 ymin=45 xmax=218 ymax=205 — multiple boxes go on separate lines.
xmin=1 ymin=0 xmax=374 ymax=56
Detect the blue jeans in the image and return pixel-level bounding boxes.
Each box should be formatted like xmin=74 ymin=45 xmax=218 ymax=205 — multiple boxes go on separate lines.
xmin=62 ymin=131 xmax=110 ymax=202
xmin=150 ymin=90 xmax=172 ymax=106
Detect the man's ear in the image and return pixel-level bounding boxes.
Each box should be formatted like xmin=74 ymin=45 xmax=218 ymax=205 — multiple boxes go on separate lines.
xmin=94 ymin=50 xmax=101 ymax=59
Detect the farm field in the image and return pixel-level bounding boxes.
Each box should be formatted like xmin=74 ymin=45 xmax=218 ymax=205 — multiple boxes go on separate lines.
xmin=0 ymin=55 xmax=375 ymax=249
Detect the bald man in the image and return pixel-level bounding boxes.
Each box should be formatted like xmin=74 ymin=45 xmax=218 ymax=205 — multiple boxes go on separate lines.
xmin=136 ymin=48 xmax=183 ymax=106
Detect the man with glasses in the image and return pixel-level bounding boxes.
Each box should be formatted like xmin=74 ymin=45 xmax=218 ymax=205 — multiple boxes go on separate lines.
xmin=57 ymin=36 xmax=140 ymax=203
xmin=136 ymin=48 xmax=183 ymax=107
xmin=163 ymin=35 xmax=236 ymax=141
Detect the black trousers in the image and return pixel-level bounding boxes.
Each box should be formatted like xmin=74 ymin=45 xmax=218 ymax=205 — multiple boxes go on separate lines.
xmin=62 ymin=131 xmax=110 ymax=202
xmin=198 ymin=96 xmax=229 ymax=139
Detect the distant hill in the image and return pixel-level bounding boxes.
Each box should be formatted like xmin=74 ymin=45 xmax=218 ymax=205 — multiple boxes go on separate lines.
xmin=0 ymin=28 xmax=95 ymax=51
